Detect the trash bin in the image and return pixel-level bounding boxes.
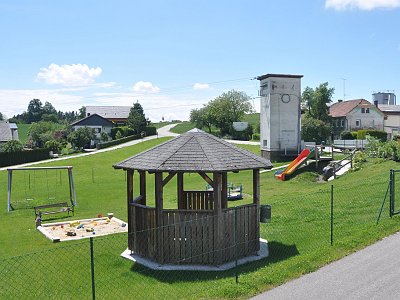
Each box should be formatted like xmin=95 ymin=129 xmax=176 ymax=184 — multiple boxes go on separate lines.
xmin=260 ymin=204 xmax=271 ymax=223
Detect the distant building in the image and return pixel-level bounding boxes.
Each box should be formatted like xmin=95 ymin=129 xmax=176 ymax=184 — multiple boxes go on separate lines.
xmin=372 ymin=91 xmax=396 ymax=105
xmin=70 ymin=114 xmax=115 ymax=147
xmin=377 ymin=104 xmax=400 ymax=139
xmin=86 ymin=106 xmax=131 ymax=125
xmin=329 ymin=99 xmax=384 ymax=138
xmin=0 ymin=121 xmax=19 ymax=144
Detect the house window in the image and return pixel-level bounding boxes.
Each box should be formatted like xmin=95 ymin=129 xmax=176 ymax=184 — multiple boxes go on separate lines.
xmin=94 ymin=128 xmax=101 ymax=133
xmin=366 ymin=108 xmax=370 ymax=113
xmin=340 ymin=119 xmax=344 ymax=127
xmin=356 ymin=119 xmax=361 ymax=127
xmin=361 ymin=108 xmax=365 ymax=113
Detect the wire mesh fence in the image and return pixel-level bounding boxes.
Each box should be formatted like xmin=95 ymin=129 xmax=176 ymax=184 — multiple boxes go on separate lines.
xmin=1 ymin=169 xmax=399 ymax=299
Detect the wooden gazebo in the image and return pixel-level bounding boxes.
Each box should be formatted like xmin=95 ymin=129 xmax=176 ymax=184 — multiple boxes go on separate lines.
xmin=113 ymin=129 xmax=272 ymax=266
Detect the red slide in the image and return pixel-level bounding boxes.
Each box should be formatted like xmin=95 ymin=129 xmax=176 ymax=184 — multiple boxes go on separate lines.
xmin=274 ymin=148 xmax=311 ymax=181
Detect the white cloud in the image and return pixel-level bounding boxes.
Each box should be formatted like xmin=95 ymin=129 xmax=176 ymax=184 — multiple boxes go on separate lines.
xmin=326 ymin=0 xmax=400 ymax=10
xmin=193 ymin=83 xmax=210 ymax=90
xmin=132 ymin=81 xmax=160 ymax=93
xmin=37 ymin=63 xmax=102 ymax=86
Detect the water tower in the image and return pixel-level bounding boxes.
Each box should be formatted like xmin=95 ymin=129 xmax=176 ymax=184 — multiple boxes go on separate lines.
xmin=257 ymin=74 xmax=303 ymax=161
xmin=372 ymin=91 xmax=396 ymax=105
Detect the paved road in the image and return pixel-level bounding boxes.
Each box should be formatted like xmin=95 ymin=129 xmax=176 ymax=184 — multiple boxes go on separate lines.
xmin=251 ymin=231 xmax=400 ymax=300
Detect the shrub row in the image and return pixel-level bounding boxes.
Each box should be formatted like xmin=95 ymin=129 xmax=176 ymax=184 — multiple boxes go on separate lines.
xmin=340 ymin=130 xmax=387 ymax=142
xmin=0 ymin=148 xmax=50 ymax=168
xmin=111 ymin=126 xmax=157 ymax=139
xmin=96 ymin=134 xmax=141 ymax=150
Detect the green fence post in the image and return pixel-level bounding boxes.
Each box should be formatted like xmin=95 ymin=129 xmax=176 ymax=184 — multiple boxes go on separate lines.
xmin=390 ymin=169 xmax=394 ymax=217
xmin=330 ymin=185 xmax=334 ymax=246
xmin=90 ymin=237 xmax=96 ymax=300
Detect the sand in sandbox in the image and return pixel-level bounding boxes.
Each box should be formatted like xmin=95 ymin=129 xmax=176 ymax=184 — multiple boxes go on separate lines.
xmin=38 ymin=216 xmax=128 ymax=242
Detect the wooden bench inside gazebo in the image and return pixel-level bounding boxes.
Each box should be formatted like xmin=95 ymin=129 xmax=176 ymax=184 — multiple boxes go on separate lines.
xmin=113 ymin=129 xmax=272 ymax=266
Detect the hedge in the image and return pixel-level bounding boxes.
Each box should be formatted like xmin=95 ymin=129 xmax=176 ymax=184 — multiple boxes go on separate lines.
xmin=252 ymin=133 xmax=260 ymax=141
xmin=357 ymin=130 xmax=387 ymax=142
xmin=96 ymin=134 xmax=141 ymax=149
xmin=0 ymin=148 xmax=50 ymax=168
xmin=340 ymin=131 xmax=355 ymax=140
xmin=145 ymin=126 xmax=157 ymax=136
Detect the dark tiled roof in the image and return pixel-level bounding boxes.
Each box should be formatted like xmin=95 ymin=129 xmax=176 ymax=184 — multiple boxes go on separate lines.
xmin=114 ymin=129 xmax=273 ymax=172
xmin=329 ymin=99 xmax=372 ymax=117
xmin=86 ymin=106 xmax=131 ymax=119
xmin=257 ymin=73 xmax=303 ymax=80
xmin=70 ymin=114 xmax=115 ymax=127
xmin=0 ymin=121 xmax=12 ymax=142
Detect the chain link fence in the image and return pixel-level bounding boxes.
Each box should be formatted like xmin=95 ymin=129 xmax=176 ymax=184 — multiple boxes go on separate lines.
xmin=1 ymin=169 xmax=399 ymax=299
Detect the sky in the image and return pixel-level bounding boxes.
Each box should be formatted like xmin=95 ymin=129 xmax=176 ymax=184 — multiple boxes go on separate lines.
xmin=0 ymin=0 xmax=400 ymax=122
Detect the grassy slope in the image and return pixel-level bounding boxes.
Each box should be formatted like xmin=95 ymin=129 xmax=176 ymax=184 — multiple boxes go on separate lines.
xmin=1 ymin=139 xmax=400 ymax=298
xmin=16 ymin=123 xmax=30 ymax=144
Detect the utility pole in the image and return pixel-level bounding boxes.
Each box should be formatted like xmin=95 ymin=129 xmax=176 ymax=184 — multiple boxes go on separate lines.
xmin=341 ymin=78 xmax=346 ymax=101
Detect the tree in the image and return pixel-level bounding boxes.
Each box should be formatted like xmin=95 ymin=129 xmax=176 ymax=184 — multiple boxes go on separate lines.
xmin=0 ymin=112 xmax=4 ymax=121
xmin=67 ymin=127 xmax=95 ymax=150
xmin=78 ymin=106 xmax=86 ymax=119
xmin=207 ymin=90 xmax=253 ymax=135
xmin=301 ymin=117 xmax=331 ymax=143
xmin=29 ymin=121 xmax=57 ymax=147
xmin=190 ymin=106 xmax=213 ymax=133
xmin=43 ymin=101 xmax=57 ymax=115
xmin=1 ymin=140 xmax=23 ymax=152
xmin=302 ymin=83 xmax=334 ymax=123
xmin=27 ymin=99 xmax=43 ymax=123
xmin=100 ymin=131 xmax=109 ymax=142
xmin=44 ymin=140 xmax=62 ymax=153
xmin=127 ymin=102 xmax=148 ymax=134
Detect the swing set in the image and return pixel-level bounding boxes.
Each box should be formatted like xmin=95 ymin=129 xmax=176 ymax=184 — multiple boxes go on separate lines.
xmin=7 ymin=166 xmax=77 ymax=213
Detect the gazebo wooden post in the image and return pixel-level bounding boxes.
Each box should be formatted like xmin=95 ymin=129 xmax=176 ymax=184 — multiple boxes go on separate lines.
xmin=139 ymin=170 xmax=146 ymax=205
xmin=213 ymin=172 xmax=223 ymax=264
xmin=221 ymin=172 xmax=228 ymax=209
xmin=177 ymin=172 xmax=184 ymax=209
xmin=155 ymin=171 xmax=164 ymax=263
xmin=126 ymin=169 xmax=134 ymax=252
xmin=253 ymin=169 xmax=261 ymax=252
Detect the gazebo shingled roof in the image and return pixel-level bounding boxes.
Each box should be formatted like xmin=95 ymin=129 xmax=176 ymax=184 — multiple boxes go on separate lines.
xmin=113 ymin=129 xmax=272 ymax=172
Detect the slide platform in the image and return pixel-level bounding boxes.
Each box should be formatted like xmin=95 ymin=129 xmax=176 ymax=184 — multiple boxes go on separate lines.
xmin=274 ymin=148 xmax=311 ymax=181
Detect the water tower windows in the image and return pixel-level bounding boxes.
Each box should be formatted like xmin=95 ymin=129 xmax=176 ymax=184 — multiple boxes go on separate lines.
xmin=263 ymin=140 xmax=268 ymax=147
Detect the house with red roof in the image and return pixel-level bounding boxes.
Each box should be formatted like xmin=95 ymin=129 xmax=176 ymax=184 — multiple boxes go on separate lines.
xmin=329 ymin=99 xmax=384 ymax=138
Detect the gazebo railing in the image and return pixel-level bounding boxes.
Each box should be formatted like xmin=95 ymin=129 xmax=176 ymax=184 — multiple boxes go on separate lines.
xmin=181 ymin=190 xmax=214 ymax=210
xmin=128 ymin=202 xmax=259 ymax=265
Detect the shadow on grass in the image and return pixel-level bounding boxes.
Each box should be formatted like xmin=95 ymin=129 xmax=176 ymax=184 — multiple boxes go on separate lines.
xmin=129 ymin=241 xmax=299 ymax=283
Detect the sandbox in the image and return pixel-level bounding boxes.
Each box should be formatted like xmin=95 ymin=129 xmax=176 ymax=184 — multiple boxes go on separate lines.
xmin=37 ymin=215 xmax=127 ymax=242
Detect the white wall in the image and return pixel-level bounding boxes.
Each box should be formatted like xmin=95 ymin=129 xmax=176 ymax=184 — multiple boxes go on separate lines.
xmin=346 ymin=107 xmax=383 ymax=131
xmin=260 ymin=76 xmax=301 ymax=152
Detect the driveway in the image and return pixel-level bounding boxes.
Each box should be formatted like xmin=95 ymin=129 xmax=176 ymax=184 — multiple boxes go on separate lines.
xmin=251 ymin=232 xmax=400 ymax=300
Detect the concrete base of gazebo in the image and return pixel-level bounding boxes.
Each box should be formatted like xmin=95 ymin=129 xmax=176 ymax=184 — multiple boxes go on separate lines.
xmin=120 ymin=238 xmax=269 ymax=271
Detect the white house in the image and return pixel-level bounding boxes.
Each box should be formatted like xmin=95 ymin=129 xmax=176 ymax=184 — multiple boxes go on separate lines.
xmin=377 ymin=104 xmax=400 ymax=139
xmin=70 ymin=114 xmax=115 ymax=147
xmin=330 ymin=99 xmax=384 ymax=138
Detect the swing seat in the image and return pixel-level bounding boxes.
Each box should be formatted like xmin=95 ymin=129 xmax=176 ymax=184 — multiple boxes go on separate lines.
xmin=34 ymin=202 xmax=74 ymax=219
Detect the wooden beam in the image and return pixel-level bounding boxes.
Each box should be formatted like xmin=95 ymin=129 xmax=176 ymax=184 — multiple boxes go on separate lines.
xmin=253 ymin=169 xmax=260 ymax=205
xmin=177 ymin=173 xmax=184 ymax=209
xmin=213 ymin=172 xmax=223 ymax=264
xmin=155 ymin=172 xmax=164 ymax=263
xmin=139 ymin=170 xmax=146 ymax=205
xmin=221 ymin=172 xmax=228 ymax=209
xmin=162 ymin=172 xmax=176 ymax=187
xmin=126 ymin=169 xmax=135 ymax=251
xmin=198 ymin=172 xmax=213 ymax=187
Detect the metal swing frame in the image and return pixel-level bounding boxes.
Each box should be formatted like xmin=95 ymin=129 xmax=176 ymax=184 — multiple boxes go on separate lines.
xmin=7 ymin=166 xmax=77 ymax=212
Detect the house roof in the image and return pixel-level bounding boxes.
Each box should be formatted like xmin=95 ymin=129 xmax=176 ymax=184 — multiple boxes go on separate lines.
xmin=329 ymin=99 xmax=374 ymax=117
xmin=70 ymin=113 xmax=115 ymax=127
xmin=0 ymin=121 xmax=12 ymax=142
xmin=257 ymin=73 xmax=303 ymax=81
xmin=113 ymin=129 xmax=273 ymax=172
xmin=9 ymin=123 xmax=18 ymax=129
xmin=86 ymin=106 xmax=131 ymax=119
xmin=377 ymin=104 xmax=400 ymax=113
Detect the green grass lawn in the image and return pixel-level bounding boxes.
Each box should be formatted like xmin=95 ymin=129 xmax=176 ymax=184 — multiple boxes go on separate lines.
xmin=16 ymin=123 xmax=31 ymax=144
xmin=1 ymin=139 xmax=400 ymax=299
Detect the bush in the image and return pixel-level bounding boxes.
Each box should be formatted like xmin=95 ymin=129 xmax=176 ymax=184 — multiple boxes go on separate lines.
xmin=96 ymin=134 xmax=140 ymax=150
xmin=44 ymin=140 xmax=61 ymax=152
xmin=340 ymin=131 xmax=354 ymax=140
xmin=252 ymin=133 xmax=260 ymax=141
xmin=111 ymin=126 xmax=135 ymax=139
xmin=357 ymin=130 xmax=387 ymax=142
xmin=1 ymin=140 xmax=23 ymax=152
xmin=145 ymin=126 xmax=157 ymax=136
